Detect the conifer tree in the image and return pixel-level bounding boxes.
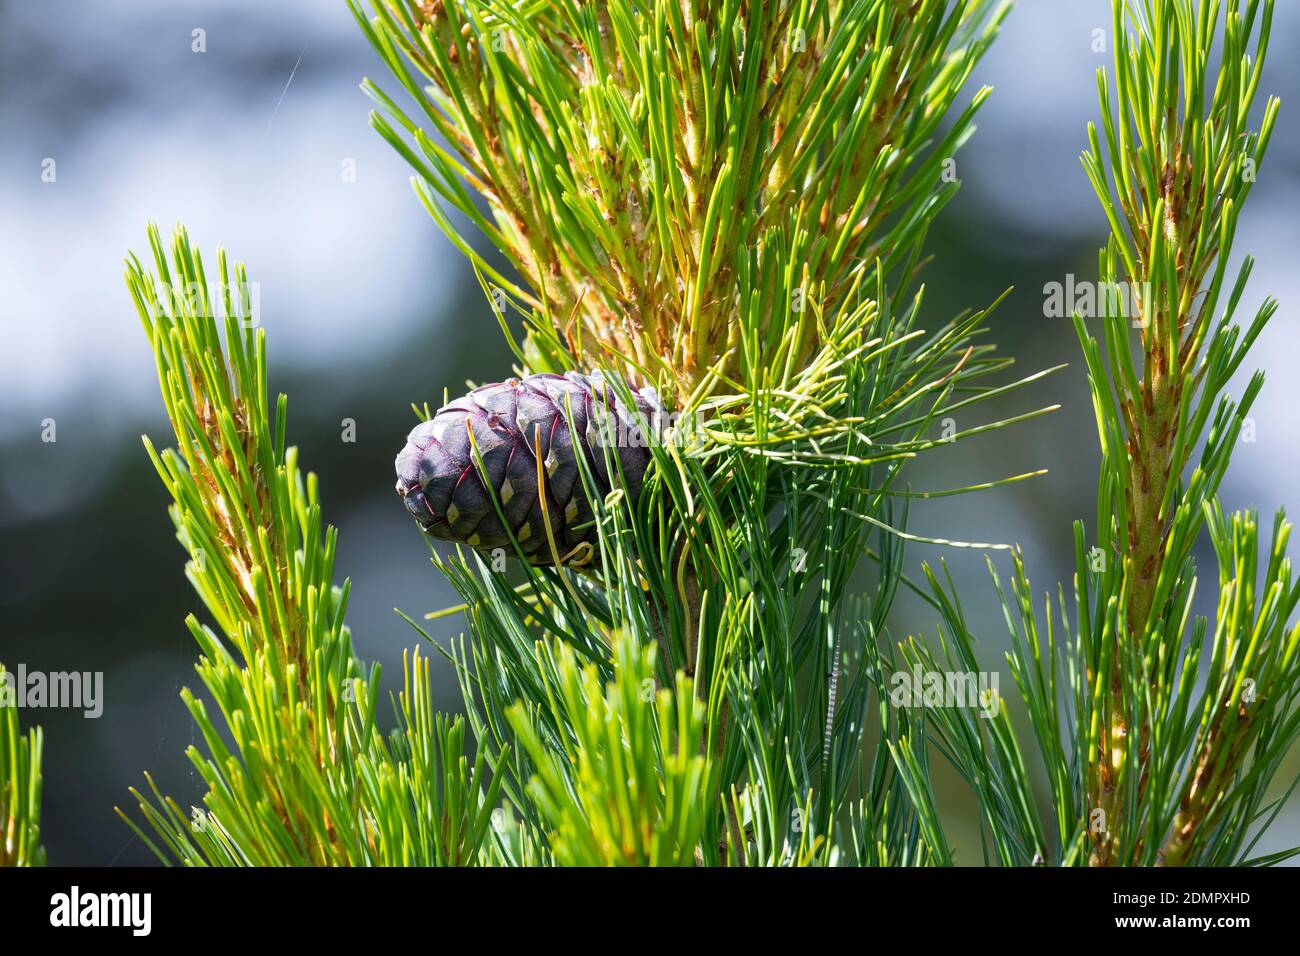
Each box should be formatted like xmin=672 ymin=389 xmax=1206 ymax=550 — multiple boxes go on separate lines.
xmin=118 ymin=0 xmax=1046 ymax=866
xmin=96 ymin=0 xmax=1299 ymax=869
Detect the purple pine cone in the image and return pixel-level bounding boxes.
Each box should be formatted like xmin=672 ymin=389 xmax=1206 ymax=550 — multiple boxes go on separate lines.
xmin=395 ymin=372 xmax=662 ymax=564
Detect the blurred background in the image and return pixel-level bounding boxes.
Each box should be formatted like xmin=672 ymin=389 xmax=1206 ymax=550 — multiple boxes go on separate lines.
xmin=1 ymin=0 xmax=1297 ymax=866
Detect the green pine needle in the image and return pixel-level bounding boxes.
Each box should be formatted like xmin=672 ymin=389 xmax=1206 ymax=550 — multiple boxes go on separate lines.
xmin=0 ymin=663 xmax=45 ymax=868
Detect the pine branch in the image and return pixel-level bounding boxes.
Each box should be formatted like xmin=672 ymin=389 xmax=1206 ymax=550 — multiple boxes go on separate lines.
xmin=912 ymin=0 xmax=1300 ymax=868
xmin=352 ymin=0 xmax=1011 ymax=404
xmin=109 ymin=0 xmax=1050 ymax=868
xmin=505 ymin=631 xmax=716 ymax=866
xmin=118 ymin=225 xmax=504 ymax=866
xmin=404 ymin=296 xmax=1040 ymax=864
xmin=359 ymin=0 xmax=1056 ymax=866
xmin=1082 ymin=0 xmax=1280 ymax=867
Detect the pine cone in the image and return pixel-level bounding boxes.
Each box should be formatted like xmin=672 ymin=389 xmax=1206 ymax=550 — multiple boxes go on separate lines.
xmin=395 ymin=372 xmax=662 ymax=564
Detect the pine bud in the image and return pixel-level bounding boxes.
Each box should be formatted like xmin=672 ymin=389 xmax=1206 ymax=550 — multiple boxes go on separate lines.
xmin=396 ymin=372 xmax=662 ymax=564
